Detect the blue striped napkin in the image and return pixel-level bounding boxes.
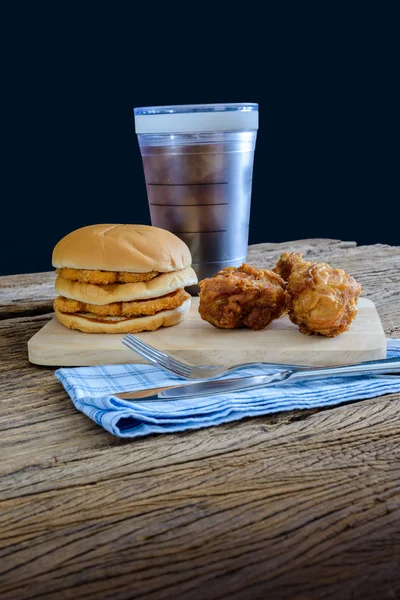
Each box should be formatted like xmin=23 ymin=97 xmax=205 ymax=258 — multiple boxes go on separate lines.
xmin=55 ymin=340 xmax=400 ymax=438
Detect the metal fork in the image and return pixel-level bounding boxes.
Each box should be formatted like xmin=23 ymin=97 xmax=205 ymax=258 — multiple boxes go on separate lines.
xmin=122 ymin=334 xmax=313 ymax=380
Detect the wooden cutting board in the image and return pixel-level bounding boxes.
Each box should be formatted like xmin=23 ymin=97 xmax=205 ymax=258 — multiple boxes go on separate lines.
xmin=28 ymin=297 xmax=386 ymax=367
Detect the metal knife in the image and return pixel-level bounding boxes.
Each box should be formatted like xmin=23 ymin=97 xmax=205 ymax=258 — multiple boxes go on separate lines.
xmin=114 ymin=371 xmax=291 ymax=402
xmin=113 ymin=356 xmax=400 ymax=402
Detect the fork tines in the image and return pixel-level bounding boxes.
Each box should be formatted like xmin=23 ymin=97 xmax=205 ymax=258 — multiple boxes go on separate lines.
xmin=122 ymin=334 xmax=192 ymax=377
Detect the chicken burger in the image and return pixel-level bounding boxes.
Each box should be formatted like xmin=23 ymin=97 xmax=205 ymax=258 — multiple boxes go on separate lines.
xmin=52 ymin=224 xmax=198 ymax=333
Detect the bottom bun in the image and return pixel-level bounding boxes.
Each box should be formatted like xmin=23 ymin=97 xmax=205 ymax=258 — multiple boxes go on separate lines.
xmin=55 ymin=298 xmax=191 ymax=333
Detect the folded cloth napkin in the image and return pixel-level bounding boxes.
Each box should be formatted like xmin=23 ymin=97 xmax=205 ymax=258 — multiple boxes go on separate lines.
xmin=55 ymin=340 xmax=400 ymax=438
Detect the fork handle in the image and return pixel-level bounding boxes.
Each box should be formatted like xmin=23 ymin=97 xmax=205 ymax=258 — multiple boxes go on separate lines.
xmin=229 ymin=356 xmax=400 ymax=374
xmin=289 ymin=356 xmax=400 ymax=382
xmin=226 ymin=362 xmax=312 ymax=373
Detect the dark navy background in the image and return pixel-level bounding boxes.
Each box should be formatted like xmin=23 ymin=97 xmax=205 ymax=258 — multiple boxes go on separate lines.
xmin=1 ymin=3 xmax=399 ymax=275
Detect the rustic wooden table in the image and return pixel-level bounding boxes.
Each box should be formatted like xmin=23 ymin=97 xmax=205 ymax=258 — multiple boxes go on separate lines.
xmin=1 ymin=239 xmax=400 ymax=600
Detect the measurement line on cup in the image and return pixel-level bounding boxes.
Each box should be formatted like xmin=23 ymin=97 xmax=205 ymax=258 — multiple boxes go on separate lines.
xmin=147 ymin=182 xmax=229 ymax=186
xmin=171 ymin=230 xmax=228 ymax=234
xmin=150 ymin=203 xmax=228 ymax=207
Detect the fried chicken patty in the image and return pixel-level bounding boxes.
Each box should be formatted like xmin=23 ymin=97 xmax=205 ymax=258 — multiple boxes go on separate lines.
xmin=56 ymin=267 xmax=159 ymax=284
xmin=54 ymin=289 xmax=190 ymax=318
xmin=198 ymin=263 xmax=287 ymax=331
xmin=274 ymin=252 xmax=362 ymax=337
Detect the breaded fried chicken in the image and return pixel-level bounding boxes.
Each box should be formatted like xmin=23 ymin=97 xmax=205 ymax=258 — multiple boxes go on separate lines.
xmin=274 ymin=252 xmax=362 ymax=337
xmin=54 ymin=289 xmax=189 ymax=318
xmin=198 ymin=263 xmax=287 ymax=331
xmin=56 ymin=267 xmax=159 ymax=284
xmin=273 ymin=252 xmax=303 ymax=281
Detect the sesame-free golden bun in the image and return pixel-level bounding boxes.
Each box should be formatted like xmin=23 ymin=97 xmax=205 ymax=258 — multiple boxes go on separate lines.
xmin=52 ymin=224 xmax=192 ymax=273
xmin=55 ymin=267 xmax=197 ymax=305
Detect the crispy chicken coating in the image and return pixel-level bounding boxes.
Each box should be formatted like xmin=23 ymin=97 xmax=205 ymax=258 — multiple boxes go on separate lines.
xmin=273 ymin=252 xmax=303 ymax=281
xmin=54 ymin=289 xmax=189 ymax=318
xmin=56 ymin=267 xmax=159 ymax=284
xmin=274 ymin=252 xmax=362 ymax=337
xmin=198 ymin=263 xmax=287 ymax=331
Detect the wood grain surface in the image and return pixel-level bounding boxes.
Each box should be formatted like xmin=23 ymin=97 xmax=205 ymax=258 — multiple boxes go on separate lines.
xmin=1 ymin=239 xmax=400 ymax=600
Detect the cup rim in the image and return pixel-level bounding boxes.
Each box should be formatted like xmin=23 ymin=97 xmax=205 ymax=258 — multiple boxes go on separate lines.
xmin=134 ymin=103 xmax=258 ymax=116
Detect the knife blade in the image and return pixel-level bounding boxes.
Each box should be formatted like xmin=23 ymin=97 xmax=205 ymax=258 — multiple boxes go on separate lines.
xmin=112 ymin=354 xmax=400 ymax=402
xmin=114 ymin=370 xmax=292 ymax=402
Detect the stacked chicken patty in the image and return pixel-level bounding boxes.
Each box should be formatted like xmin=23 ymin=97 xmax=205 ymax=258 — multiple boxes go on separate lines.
xmin=52 ymin=224 xmax=198 ymax=333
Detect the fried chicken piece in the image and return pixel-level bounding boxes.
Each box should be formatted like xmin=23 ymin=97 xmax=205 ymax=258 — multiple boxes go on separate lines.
xmin=54 ymin=289 xmax=189 ymax=318
xmin=273 ymin=252 xmax=362 ymax=337
xmin=56 ymin=267 xmax=159 ymax=284
xmin=198 ymin=263 xmax=287 ymax=331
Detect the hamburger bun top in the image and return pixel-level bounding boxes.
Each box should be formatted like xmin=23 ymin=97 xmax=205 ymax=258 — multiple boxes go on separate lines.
xmin=52 ymin=224 xmax=192 ymax=273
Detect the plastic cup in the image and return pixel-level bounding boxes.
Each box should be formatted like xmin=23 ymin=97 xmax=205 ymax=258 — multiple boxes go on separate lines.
xmin=133 ymin=103 xmax=259 ymax=288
